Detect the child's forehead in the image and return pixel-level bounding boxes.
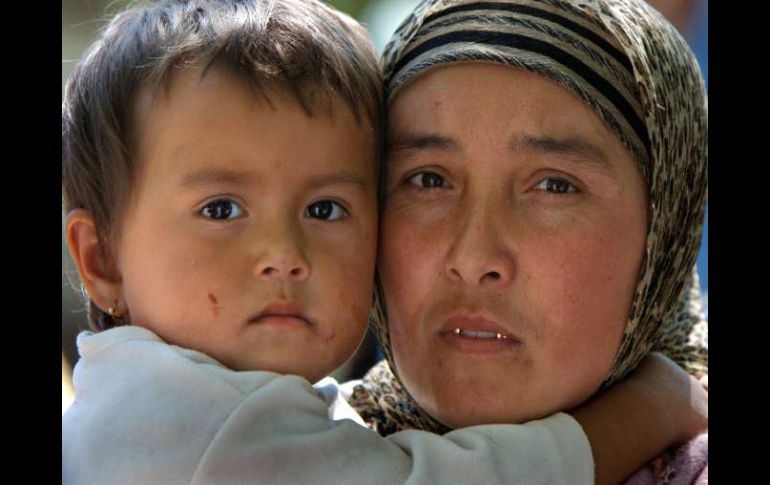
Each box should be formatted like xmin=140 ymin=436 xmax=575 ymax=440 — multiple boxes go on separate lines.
xmin=138 ymin=64 xmax=369 ymax=130
xmin=130 ymin=66 xmax=376 ymax=189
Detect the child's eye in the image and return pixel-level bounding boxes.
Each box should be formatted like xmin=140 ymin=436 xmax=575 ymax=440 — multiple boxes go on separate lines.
xmin=305 ymin=200 xmax=348 ymax=221
xmin=534 ymin=177 xmax=578 ymax=194
xmin=406 ymin=171 xmax=447 ymax=189
xmin=200 ymin=199 xmax=245 ymax=220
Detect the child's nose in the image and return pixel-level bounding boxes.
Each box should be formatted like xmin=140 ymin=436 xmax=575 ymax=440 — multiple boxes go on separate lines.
xmin=253 ymin=240 xmax=311 ymax=282
xmin=255 ymin=257 xmax=310 ymax=282
xmin=251 ymin=221 xmax=311 ymax=283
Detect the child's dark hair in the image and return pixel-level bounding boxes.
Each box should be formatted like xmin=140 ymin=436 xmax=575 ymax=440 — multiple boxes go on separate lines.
xmin=62 ymin=0 xmax=382 ymax=331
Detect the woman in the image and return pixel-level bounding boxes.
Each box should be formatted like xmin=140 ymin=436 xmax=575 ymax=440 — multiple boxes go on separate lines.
xmin=350 ymin=0 xmax=707 ymax=482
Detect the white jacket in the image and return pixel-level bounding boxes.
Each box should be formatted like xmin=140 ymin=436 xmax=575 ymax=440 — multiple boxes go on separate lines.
xmin=62 ymin=326 xmax=593 ymax=484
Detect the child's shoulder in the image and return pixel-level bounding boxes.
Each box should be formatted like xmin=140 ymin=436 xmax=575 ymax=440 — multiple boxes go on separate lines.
xmin=73 ymin=325 xmax=289 ymax=398
xmin=75 ymin=325 xmax=162 ymax=357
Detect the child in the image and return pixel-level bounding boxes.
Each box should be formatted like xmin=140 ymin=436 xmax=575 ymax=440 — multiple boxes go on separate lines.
xmin=62 ymin=1 xmax=705 ymax=484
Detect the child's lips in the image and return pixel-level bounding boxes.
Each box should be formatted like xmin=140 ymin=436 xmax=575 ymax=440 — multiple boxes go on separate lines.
xmin=251 ymin=315 xmax=311 ymax=327
xmin=248 ymin=301 xmax=314 ymax=327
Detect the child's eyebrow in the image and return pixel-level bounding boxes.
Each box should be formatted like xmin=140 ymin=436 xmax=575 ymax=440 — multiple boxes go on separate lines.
xmin=179 ymin=168 xmax=259 ymax=188
xmin=305 ymin=173 xmax=369 ymax=191
xmin=179 ymin=168 xmax=369 ymax=191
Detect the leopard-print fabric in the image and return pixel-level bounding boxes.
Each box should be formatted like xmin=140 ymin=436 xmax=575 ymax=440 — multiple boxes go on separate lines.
xmin=652 ymin=267 xmax=708 ymax=378
xmin=348 ymin=0 xmax=708 ymax=435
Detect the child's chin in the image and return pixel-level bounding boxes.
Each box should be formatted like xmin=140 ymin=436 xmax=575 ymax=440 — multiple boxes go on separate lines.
xmin=236 ymin=358 xmax=332 ymax=384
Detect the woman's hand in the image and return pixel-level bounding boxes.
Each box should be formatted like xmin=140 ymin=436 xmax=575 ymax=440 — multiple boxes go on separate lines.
xmin=627 ymin=352 xmax=708 ymax=443
xmin=570 ymin=352 xmax=707 ymax=485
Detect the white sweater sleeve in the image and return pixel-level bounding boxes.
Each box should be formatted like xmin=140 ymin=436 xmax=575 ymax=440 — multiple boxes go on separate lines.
xmin=192 ymin=376 xmax=594 ymax=485
xmin=64 ymin=328 xmax=593 ymax=485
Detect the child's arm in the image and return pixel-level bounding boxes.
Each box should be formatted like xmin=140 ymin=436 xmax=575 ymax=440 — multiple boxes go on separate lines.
xmin=194 ymin=354 xmax=706 ymax=485
xmin=570 ymin=352 xmax=708 ymax=485
xmin=194 ymin=378 xmax=594 ymax=484
xmin=67 ymin=327 xmax=595 ymax=484
xmin=65 ymin=327 xmax=702 ymax=485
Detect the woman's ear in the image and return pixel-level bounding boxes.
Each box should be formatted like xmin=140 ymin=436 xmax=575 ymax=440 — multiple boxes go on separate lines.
xmin=65 ymin=209 xmax=124 ymax=315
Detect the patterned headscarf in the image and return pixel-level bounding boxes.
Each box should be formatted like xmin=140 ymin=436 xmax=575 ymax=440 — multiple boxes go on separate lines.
xmin=350 ymin=0 xmax=708 ymax=435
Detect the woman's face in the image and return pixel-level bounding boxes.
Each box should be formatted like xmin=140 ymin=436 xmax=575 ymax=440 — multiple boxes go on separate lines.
xmin=380 ymin=63 xmax=648 ymax=428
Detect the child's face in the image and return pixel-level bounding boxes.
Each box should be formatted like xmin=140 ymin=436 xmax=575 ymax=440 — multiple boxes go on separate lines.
xmin=117 ymin=67 xmax=377 ymax=382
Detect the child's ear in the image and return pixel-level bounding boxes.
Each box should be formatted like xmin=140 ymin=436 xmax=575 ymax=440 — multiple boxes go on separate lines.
xmin=65 ymin=209 xmax=124 ymax=316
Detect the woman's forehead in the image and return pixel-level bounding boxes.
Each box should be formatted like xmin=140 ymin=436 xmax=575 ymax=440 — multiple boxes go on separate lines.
xmin=388 ymin=63 xmax=630 ymax=163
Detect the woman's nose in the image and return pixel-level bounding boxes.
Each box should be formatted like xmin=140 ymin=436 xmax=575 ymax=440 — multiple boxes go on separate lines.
xmin=444 ymin=203 xmax=515 ymax=289
xmin=253 ymin=228 xmax=310 ymax=282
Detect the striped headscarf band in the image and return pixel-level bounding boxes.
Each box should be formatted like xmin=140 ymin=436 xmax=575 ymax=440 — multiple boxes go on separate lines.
xmin=384 ymin=0 xmax=651 ymax=179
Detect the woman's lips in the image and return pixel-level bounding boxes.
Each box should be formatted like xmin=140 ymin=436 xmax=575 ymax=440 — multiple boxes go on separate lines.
xmin=450 ymin=328 xmax=512 ymax=340
xmin=438 ymin=314 xmax=522 ymax=353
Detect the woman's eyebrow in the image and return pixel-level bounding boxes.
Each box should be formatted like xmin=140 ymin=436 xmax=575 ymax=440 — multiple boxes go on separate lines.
xmin=516 ymin=135 xmax=615 ymax=172
xmin=388 ymin=133 xmax=459 ymax=152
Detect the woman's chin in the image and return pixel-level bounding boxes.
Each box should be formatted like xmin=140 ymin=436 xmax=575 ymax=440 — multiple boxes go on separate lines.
xmin=431 ymin=403 xmax=551 ymax=429
xmin=416 ymin=388 xmax=557 ymax=429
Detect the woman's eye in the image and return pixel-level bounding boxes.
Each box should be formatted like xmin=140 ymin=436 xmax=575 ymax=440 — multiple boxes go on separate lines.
xmin=200 ymin=199 xmax=245 ymax=220
xmin=534 ymin=177 xmax=578 ymax=194
xmin=306 ymin=200 xmax=348 ymax=221
xmin=406 ymin=171 xmax=446 ymax=188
